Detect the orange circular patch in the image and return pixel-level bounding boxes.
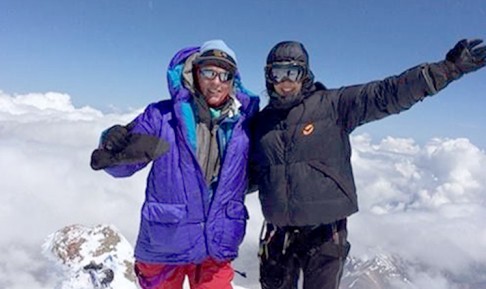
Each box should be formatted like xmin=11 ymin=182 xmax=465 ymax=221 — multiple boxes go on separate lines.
xmin=302 ymin=123 xmax=314 ymax=135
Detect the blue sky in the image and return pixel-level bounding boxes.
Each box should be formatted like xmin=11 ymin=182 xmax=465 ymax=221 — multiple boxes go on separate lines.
xmin=1 ymin=0 xmax=486 ymax=148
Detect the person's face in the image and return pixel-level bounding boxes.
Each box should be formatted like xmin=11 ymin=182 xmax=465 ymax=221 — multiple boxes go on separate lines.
xmin=273 ymin=80 xmax=303 ymax=97
xmin=196 ymin=65 xmax=234 ymax=107
xmin=266 ymin=63 xmax=305 ymax=97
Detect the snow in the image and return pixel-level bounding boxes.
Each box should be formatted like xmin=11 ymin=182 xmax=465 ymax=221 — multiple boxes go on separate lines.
xmin=42 ymin=224 xmax=137 ymax=289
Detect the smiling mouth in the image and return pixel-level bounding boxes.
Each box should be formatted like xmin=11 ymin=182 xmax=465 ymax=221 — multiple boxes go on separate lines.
xmin=208 ymin=88 xmax=221 ymax=94
xmin=279 ymin=86 xmax=297 ymax=96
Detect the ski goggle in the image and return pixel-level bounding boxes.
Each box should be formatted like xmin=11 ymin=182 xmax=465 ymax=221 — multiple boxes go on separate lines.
xmin=265 ymin=62 xmax=306 ymax=83
xmin=199 ymin=68 xmax=234 ymax=83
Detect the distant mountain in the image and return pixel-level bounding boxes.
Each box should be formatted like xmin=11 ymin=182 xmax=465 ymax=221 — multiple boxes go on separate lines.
xmin=340 ymin=254 xmax=486 ymax=289
xmin=341 ymin=254 xmax=412 ymax=289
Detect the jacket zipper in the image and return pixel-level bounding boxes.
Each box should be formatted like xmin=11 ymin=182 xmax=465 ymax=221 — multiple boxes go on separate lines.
xmin=282 ymin=120 xmax=292 ymax=224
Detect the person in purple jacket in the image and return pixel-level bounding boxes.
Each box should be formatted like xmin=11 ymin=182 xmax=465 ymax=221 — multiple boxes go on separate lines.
xmin=90 ymin=39 xmax=259 ymax=289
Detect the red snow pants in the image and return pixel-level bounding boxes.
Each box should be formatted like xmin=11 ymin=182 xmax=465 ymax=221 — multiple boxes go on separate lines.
xmin=135 ymin=258 xmax=234 ymax=289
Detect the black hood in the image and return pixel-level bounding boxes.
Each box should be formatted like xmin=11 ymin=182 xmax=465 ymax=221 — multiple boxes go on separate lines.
xmin=265 ymin=41 xmax=322 ymax=109
xmin=266 ymin=41 xmax=310 ymax=67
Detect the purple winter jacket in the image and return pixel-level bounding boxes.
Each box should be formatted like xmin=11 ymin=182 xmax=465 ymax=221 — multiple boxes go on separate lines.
xmin=104 ymin=46 xmax=259 ymax=264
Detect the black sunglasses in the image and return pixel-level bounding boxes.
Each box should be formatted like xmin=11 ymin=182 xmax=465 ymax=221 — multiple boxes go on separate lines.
xmin=199 ymin=68 xmax=234 ymax=82
xmin=265 ymin=63 xmax=306 ymax=83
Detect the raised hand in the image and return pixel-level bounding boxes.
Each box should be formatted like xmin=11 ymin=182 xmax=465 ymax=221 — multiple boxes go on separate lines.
xmin=446 ymin=39 xmax=486 ymax=74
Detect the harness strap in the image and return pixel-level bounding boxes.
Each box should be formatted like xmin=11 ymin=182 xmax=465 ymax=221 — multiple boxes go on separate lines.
xmin=259 ymin=221 xmax=277 ymax=261
xmin=282 ymin=228 xmax=301 ymax=255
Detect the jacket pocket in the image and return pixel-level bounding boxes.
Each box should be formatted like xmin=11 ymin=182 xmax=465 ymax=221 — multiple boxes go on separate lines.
xmin=141 ymin=202 xmax=191 ymax=252
xmin=218 ymin=200 xmax=249 ymax=252
xmin=143 ymin=202 xmax=187 ymax=224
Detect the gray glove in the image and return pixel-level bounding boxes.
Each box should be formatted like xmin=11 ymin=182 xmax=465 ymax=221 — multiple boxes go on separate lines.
xmin=446 ymin=39 xmax=486 ymax=74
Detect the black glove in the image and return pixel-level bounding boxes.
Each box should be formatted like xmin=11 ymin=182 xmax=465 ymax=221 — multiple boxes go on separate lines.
xmin=101 ymin=125 xmax=129 ymax=152
xmin=426 ymin=39 xmax=486 ymax=93
xmin=90 ymin=133 xmax=170 ymax=170
xmin=446 ymin=39 xmax=486 ymax=74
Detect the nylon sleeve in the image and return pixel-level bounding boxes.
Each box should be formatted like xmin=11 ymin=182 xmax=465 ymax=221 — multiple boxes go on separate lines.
xmin=102 ymin=103 xmax=163 ymax=177
xmin=336 ymin=63 xmax=441 ymax=132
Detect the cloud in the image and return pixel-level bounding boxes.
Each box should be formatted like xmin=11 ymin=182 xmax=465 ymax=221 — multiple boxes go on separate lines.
xmin=350 ymin=134 xmax=486 ymax=283
xmin=0 ymin=91 xmax=146 ymax=288
xmin=1 ymin=90 xmax=486 ymax=288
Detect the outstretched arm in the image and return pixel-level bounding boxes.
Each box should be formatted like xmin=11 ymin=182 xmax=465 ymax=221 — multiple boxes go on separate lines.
xmin=337 ymin=38 xmax=486 ymax=132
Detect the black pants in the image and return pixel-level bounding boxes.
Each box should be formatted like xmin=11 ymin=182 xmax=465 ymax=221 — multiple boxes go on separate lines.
xmin=258 ymin=220 xmax=350 ymax=289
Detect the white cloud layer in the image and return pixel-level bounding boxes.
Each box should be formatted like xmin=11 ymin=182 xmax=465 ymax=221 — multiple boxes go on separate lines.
xmin=1 ymin=90 xmax=485 ymax=289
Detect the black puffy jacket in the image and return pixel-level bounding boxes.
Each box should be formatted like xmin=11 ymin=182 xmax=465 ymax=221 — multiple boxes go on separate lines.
xmin=251 ymin=62 xmax=456 ymax=227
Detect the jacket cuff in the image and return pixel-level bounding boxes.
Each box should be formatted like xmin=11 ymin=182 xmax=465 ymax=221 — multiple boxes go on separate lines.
xmin=423 ymin=60 xmax=463 ymax=94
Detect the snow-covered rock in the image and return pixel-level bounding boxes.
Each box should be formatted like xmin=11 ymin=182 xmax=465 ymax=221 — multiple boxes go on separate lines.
xmin=42 ymin=224 xmax=138 ymax=289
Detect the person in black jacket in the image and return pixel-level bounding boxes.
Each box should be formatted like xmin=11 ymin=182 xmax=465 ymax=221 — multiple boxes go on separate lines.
xmin=250 ymin=39 xmax=486 ymax=289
